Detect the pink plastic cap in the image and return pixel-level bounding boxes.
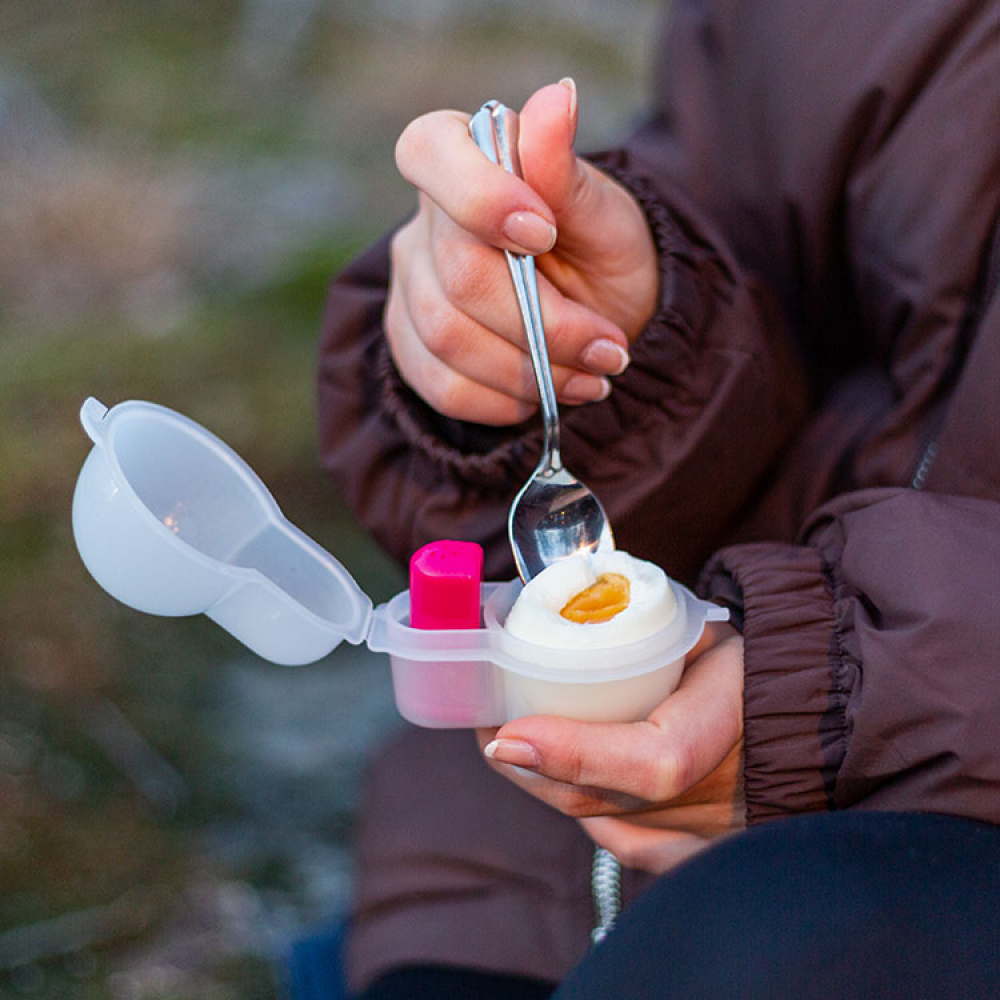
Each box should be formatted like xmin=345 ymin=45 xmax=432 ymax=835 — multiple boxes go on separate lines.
xmin=409 ymin=540 xmax=484 ymax=630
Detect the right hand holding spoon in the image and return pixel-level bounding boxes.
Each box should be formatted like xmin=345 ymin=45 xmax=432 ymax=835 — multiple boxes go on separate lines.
xmin=385 ymin=79 xmax=658 ymax=426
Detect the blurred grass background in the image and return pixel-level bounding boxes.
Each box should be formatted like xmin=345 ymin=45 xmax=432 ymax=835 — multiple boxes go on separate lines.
xmin=0 ymin=2 xmax=660 ymax=995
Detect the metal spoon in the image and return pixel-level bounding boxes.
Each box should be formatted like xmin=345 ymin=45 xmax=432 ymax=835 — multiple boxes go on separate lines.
xmin=469 ymin=100 xmax=614 ymax=582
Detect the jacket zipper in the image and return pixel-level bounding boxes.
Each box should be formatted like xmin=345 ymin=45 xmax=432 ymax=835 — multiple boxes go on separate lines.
xmin=590 ymin=847 xmax=622 ymax=944
xmin=910 ymin=439 xmax=938 ymax=491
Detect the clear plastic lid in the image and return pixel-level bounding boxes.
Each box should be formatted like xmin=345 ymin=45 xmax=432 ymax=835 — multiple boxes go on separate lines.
xmin=72 ymin=397 xmax=372 ymax=665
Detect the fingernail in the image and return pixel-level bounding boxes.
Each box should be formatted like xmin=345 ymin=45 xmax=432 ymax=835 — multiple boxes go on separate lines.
xmin=562 ymin=374 xmax=611 ymax=403
xmin=559 ymin=77 xmax=578 ymax=121
xmin=503 ymin=212 xmax=557 ymax=254
xmin=484 ymin=739 xmax=540 ymax=769
xmin=581 ymin=338 xmax=630 ymax=376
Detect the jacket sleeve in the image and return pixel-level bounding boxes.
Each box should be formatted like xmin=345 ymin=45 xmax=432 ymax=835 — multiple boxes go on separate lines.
xmin=699 ymin=487 xmax=1000 ymax=826
xmin=317 ymin=161 xmax=810 ymax=582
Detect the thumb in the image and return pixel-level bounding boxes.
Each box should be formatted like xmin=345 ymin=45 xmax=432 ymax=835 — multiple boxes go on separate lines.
xmin=517 ymin=79 xmax=583 ymax=223
xmin=518 ymin=80 xmax=658 ymax=335
xmin=519 ymin=79 xmax=638 ymax=251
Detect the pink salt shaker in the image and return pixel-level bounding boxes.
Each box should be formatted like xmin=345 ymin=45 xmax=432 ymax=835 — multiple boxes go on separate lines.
xmin=409 ymin=540 xmax=484 ymax=630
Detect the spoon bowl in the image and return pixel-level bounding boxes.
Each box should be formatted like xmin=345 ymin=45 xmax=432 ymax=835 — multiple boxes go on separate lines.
xmin=469 ymin=100 xmax=614 ymax=581
xmin=507 ymin=464 xmax=614 ymax=582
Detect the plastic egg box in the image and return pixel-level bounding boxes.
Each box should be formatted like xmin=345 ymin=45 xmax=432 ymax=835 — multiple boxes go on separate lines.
xmin=72 ymin=398 xmax=727 ymax=726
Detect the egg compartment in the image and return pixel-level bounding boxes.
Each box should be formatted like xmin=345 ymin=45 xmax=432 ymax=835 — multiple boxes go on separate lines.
xmin=73 ymin=397 xmax=729 ymax=729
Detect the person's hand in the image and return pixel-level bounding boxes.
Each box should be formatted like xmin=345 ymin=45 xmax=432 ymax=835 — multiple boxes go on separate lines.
xmin=387 ymin=78 xmax=658 ymax=425
xmin=476 ymin=623 xmax=745 ymax=873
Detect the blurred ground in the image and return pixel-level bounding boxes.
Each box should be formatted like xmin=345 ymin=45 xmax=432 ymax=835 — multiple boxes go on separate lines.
xmin=0 ymin=2 xmax=660 ymax=996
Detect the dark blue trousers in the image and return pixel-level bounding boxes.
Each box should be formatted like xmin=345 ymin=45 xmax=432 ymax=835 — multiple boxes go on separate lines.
xmin=299 ymin=811 xmax=998 ymax=999
xmin=555 ymin=811 xmax=1000 ymax=999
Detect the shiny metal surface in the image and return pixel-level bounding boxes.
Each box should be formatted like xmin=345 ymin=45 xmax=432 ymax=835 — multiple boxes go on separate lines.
xmin=469 ymin=100 xmax=614 ymax=582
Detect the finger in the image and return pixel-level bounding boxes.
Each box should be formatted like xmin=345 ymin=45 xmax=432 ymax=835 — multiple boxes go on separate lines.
xmin=391 ymin=220 xmax=612 ymax=409
xmin=396 ymin=109 xmax=558 ymax=256
xmin=427 ymin=206 xmax=630 ymax=377
xmin=385 ymin=292 xmax=535 ymax=426
xmin=385 ymin=244 xmax=537 ymax=425
xmin=394 ymin=226 xmax=535 ymax=402
xmin=478 ymin=752 xmax=740 ymax=825
xmin=518 ymin=82 xmax=633 ymax=267
xmin=517 ymin=82 xmax=632 ymax=256
xmin=485 ymin=639 xmax=744 ymax=802
xmin=579 ymin=816 xmax=710 ymax=874
xmin=475 ymin=727 xmax=646 ymax=816
xmin=477 ymin=728 xmax=737 ymax=823
xmin=614 ymin=742 xmax=745 ymax=836
xmin=479 ymin=758 xmax=648 ymax=817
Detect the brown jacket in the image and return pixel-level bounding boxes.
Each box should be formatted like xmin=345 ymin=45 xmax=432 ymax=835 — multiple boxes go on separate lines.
xmin=318 ymin=0 xmax=999 ymax=986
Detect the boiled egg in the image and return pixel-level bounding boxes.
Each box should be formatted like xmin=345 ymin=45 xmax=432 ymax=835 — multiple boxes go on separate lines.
xmin=504 ymin=550 xmax=676 ymax=649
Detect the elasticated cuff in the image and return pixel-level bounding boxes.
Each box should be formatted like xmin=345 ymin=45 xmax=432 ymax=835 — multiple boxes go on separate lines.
xmin=592 ymin=153 xmax=703 ymax=400
xmin=698 ymin=543 xmax=849 ymax=824
xmin=376 ymin=335 xmax=540 ymax=489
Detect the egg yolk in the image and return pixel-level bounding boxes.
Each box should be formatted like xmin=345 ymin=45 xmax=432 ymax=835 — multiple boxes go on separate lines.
xmin=560 ymin=573 xmax=632 ymax=624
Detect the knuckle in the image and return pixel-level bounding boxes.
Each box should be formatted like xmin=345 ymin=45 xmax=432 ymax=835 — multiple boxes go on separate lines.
xmin=561 ymin=734 xmax=592 ymax=787
xmin=657 ymin=739 xmax=698 ymax=802
xmin=388 ymin=222 xmax=413 ymax=269
xmin=383 ymin=287 xmax=406 ymax=345
xmin=632 ymin=758 xmax=668 ymax=803
xmin=388 ymin=221 xmax=426 ymax=292
xmin=437 ymin=253 xmax=487 ymax=309
xmin=559 ymin=789 xmax=600 ymax=819
xmin=417 ymin=303 xmax=463 ymax=361
xmin=628 ymin=728 xmax=695 ymax=803
xmin=429 ymin=372 xmax=473 ymax=420
xmin=672 ymin=737 xmax=699 ymax=792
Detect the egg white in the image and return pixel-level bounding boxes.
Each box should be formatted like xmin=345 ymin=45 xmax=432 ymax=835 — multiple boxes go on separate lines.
xmin=504 ymin=550 xmax=676 ymax=649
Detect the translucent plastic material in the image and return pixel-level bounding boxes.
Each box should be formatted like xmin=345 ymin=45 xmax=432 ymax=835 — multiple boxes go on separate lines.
xmin=367 ymin=580 xmax=728 ymax=726
xmin=72 ymin=398 xmax=728 ymax=724
xmin=72 ymin=398 xmax=372 ymax=665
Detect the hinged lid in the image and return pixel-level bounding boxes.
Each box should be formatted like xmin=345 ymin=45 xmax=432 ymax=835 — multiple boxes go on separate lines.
xmin=72 ymin=397 xmax=372 ymax=665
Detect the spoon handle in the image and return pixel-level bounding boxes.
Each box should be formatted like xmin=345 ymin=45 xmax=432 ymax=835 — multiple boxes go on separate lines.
xmin=469 ymin=101 xmax=561 ymax=467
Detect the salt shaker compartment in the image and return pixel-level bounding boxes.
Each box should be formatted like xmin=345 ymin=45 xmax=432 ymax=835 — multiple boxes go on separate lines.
xmin=389 ymin=656 xmax=505 ymax=728
xmin=367 ymin=590 xmax=507 ymax=727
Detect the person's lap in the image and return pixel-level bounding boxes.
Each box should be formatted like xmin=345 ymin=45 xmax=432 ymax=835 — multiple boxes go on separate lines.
xmin=555 ymin=810 xmax=1000 ymax=999
xmin=349 ymin=727 xmax=999 ymax=999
